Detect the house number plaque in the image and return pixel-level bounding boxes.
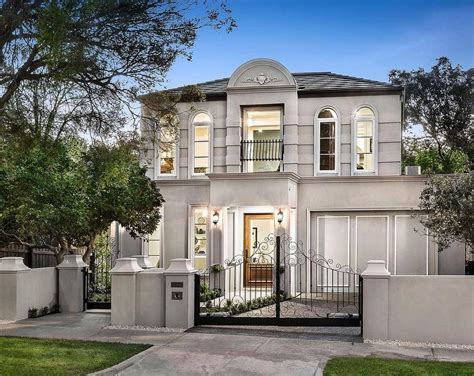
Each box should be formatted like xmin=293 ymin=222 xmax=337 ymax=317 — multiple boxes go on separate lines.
xmin=171 ymin=282 xmax=184 ymax=288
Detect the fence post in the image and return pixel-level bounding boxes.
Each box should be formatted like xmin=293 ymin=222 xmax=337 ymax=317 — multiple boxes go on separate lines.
xmin=164 ymin=258 xmax=196 ymax=329
xmin=26 ymin=248 xmax=34 ymax=268
xmin=361 ymin=260 xmax=390 ymax=341
xmin=57 ymin=255 xmax=88 ymax=313
xmin=109 ymin=258 xmax=143 ymax=325
xmin=0 ymin=257 xmax=30 ymax=321
xmin=275 ymin=236 xmax=281 ymax=319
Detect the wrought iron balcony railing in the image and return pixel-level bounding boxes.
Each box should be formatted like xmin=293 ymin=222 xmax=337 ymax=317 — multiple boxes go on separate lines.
xmin=240 ymin=139 xmax=284 ymax=162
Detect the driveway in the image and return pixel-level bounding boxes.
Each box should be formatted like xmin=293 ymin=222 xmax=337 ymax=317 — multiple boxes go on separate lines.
xmin=0 ymin=313 xmax=472 ymax=375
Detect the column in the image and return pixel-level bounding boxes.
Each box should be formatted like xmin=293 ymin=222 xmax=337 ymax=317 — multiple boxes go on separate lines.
xmin=361 ymin=260 xmax=391 ymax=340
xmin=57 ymin=255 xmax=88 ymax=313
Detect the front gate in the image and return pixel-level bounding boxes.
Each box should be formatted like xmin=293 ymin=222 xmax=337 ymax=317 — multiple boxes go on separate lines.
xmin=195 ymin=234 xmax=362 ymax=327
xmin=83 ymin=236 xmax=119 ymax=310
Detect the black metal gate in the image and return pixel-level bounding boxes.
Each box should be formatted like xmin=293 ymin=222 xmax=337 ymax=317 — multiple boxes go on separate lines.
xmin=195 ymin=234 xmax=362 ymax=327
xmin=83 ymin=236 xmax=119 ymax=310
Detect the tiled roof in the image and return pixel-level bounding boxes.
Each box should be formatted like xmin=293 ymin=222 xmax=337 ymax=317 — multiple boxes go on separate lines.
xmin=167 ymin=72 xmax=400 ymax=97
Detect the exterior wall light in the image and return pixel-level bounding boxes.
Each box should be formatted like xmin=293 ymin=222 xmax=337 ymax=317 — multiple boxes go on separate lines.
xmin=212 ymin=211 xmax=219 ymax=225
xmin=276 ymin=209 xmax=284 ymax=224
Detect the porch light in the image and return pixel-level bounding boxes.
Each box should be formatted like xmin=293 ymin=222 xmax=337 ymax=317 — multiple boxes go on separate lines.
xmin=276 ymin=209 xmax=284 ymax=224
xmin=212 ymin=211 xmax=219 ymax=225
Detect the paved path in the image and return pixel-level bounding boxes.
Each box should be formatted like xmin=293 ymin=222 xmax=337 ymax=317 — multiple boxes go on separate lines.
xmin=0 ymin=313 xmax=472 ymax=375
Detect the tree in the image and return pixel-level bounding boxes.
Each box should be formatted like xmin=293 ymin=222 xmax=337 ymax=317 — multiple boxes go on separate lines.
xmin=389 ymin=57 xmax=473 ymax=172
xmin=0 ymin=0 xmax=235 ymax=110
xmin=0 ymin=136 xmax=164 ymax=262
xmin=418 ymin=173 xmax=474 ymax=252
xmin=403 ymin=138 xmax=469 ymax=174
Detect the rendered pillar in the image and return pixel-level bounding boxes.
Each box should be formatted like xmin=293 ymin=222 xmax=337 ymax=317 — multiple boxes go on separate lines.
xmin=57 ymin=255 xmax=87 ymax=313
xmin=361 ymin=260 xmax=391 ymax=340
xmin=0 ymin=257 xmax=30 ymax=321
xmin=164 ymin=258 xmax=196 ymax=329
xmin=110 ymin=258 xmax=143 ymax=325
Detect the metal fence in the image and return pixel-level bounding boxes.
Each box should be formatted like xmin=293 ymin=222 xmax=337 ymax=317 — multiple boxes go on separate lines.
xmin=241 ymin=139 xmax=284 ymax=162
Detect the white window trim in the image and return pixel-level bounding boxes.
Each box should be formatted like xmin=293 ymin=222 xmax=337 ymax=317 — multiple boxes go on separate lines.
xmin=154 ymin=139 xmax=179 ymax=179
xmin=141 ymin=206 xmax=164 ymax=267
xmin=351 ymin=105 xmax=378 ymax=176
xmin=189 ymin=111 xmax=213 ymax=178
xmin=188 ymin=204 xmax=210 ymax=269
xmin=242 ymin=106 xmax=284 ymax=173
xmin=314 ymin=106 xmax=341 ymax=176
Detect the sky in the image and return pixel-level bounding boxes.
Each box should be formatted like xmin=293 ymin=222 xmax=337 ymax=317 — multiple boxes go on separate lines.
xmin=163 ymin=0 xmax=474 ymax=89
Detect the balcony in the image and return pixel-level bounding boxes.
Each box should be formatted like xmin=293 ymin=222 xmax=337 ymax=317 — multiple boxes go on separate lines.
xmin=240 ymin=139 xmax=284 ymax=172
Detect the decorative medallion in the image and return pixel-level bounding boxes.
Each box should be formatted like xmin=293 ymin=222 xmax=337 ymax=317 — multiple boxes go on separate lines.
xmin=244 ymin=72 xmax=282 ymax=85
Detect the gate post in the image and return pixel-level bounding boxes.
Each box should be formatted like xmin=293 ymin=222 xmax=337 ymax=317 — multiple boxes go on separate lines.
xmin=275 ymin=236 xmax=281 ymax=319
xmin=164 ymin=258 xmax=196 ymax=329
xmin=57 ymin=255 xmax=88 ymax=313
xmin=110 ymin=258 xmax=143 ymax=325
xmin=361 ymin=260 xmax=390 ymax=340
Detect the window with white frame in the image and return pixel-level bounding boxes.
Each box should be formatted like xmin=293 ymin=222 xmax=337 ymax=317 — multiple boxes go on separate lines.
xmin=316 ymin=108 xmax=338 ymax=173
xmin=354 ymin=107 xmax=375 ymax=172
xmin=157 ymin=127 xmax=177 ymax=176
xmin=192 ymin=207 xmax=208 ymax=270
xmin=192 ymin=113 xmax=211 ymax=175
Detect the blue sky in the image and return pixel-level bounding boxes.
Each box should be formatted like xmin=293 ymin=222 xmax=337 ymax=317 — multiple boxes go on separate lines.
xmin=164 ymin=0 xmax=474 ymax=89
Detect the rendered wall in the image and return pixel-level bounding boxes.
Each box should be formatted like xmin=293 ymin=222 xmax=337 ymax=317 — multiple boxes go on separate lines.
xmin=0 ymin=266 xmax=57 ymax=321
xmin=363 ymin=273 xmax=474 ymax=345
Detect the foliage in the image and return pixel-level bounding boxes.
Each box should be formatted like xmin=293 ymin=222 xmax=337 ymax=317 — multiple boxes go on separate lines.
xmin=417 ymin=173 xmax=474 ymax=251
xmin=0 ymin=337 xmax=150 ymax=375
xmin=0 ymin=0 xmax=235 ymax=111
xmin=324 ymin=357 xmax=474 ymax=376
xmin=0 ymin=136 xmax=164 ymax=261
xmin=199 ymin=283 xmax=222 ymax=303
xmin=390 ymin=57 xmax=473 ymax=172
xmin=202 ymin=292 xmax=289 ymax=315
xmin=403 ymin=138 xmax=470 ymax=174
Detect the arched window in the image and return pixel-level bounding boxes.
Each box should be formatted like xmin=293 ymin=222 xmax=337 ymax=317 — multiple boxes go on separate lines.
xmin=316 ymin=108 xmax=338 ymax=173
xmin=354 ymin=107 xmax=375 ymax=172
xmin=158 ymin=126 xmax=177 ymax=176
xmin=192 ymin=112 xmax=211 ymax=175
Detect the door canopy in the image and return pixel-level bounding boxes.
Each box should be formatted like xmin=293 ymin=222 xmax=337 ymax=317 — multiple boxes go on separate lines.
xmin=227 ymin=58 xmax=297 ymax=89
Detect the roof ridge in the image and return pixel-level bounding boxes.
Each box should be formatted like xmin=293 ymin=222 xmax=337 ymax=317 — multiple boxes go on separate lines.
xmin=291 ymin=71 xmax=332 ymax=76
xmin=321 ymin=72 xmax=394 ymax=86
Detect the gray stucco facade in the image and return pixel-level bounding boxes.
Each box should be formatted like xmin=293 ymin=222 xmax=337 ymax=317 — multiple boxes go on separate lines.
xmin=121 ymin=58 xmax=464 ymax=276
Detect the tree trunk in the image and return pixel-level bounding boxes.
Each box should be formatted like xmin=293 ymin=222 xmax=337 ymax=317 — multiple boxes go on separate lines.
xmin=82 ymin=234 xmax=96 ymax=265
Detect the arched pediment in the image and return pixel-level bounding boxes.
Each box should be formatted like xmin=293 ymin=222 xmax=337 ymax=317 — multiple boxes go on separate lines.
xmin=227 ymin=58 xmax=297 ymax=89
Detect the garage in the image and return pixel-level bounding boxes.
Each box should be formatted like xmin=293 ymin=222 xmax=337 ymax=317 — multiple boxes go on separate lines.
xmin=309 ymin=211 xmax=437 ymax=275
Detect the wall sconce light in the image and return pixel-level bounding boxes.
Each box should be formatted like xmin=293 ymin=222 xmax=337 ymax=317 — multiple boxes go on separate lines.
xmin=276 ymin=209 xmax=284 ymax=224
xmin=212 ymin=211 xmax=219 ymax=225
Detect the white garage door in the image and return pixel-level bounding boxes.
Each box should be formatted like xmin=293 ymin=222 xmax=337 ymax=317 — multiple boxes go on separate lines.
xmin=310 ymin=211 xmax=433 ymax=275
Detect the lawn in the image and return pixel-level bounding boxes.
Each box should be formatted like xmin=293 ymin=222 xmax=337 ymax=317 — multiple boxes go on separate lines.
xmin=0 ymin=337 xmax=151 ymax=375
xmin=324 ymin=356 xmax=474 ymax=376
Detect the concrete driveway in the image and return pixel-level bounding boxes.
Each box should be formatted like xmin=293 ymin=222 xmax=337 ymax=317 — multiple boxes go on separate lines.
xmin=0 ymin=312 xmax=472 ymax=375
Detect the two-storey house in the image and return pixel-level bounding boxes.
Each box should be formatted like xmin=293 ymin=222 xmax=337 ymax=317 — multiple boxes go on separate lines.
xmin=115 ymin=58 xmax=465 ymax=280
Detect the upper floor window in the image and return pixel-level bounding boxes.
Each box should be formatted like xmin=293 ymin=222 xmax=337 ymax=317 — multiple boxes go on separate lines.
xmin=316 ymin=108 xmax=338 ymax=173
xmin=192 ymin=113 xmax=211 ymax=175
xmin=354 ymin=107 xmax=375 ymax=172
xmin=158 ymin=127 xmax=177 ymax=176
xmin=242 ymin=106 xmax=283 ymax=172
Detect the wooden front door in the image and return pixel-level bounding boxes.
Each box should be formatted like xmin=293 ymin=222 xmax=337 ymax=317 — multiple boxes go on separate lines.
xmin=244 ymin=213 xmax=275 ymax=287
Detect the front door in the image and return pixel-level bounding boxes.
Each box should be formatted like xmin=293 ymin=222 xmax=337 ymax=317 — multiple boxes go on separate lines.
xmin=243 ymin=213 xmax=275 ymax=287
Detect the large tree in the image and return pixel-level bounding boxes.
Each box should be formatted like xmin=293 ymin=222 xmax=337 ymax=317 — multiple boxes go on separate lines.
xmin=0 ymin=0 xmax=235 ymax=107
xmin=389 ymin=57 xmax=473 ymax=173
xmin=0 ymin=136 xmax=164 ymax=262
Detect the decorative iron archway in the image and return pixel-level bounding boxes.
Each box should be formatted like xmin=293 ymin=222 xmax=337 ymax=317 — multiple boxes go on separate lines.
xmin=195 ymin=234 xmax=362 ymax=327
